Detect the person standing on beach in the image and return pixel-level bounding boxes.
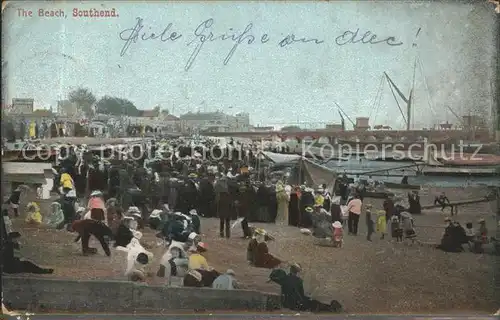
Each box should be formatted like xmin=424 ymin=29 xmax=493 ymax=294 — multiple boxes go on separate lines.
xmin=365 ymin=204 xmax=375 ymax=241
xmin=346 ymin=194 xmax=362 ymax=235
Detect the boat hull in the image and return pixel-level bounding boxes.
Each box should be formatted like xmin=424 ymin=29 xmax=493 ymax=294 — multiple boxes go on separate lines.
xmin=384 ymin=182 xmax=420 ymax=190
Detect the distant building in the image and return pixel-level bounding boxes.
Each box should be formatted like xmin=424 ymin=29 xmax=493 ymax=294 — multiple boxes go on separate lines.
xmin=11 ymin=98 xmax=34 ymax=114
xmin=126 ymin=109 xmax=182 ymax=133
xmin=280 ymin=125 xmax=302 ymax=132
xmin=355 ymin=117 xmax=370 ymax=131
xmin=439 ymin=121 xmax=453 ymax=130
xmin=251 ymin=126 xmax=274 ymax=132
xmin=180 ymin=111 xmax=251 ymax=133
xmin=128 ymin=108 xmax=160 ymax=126
xmin=57 ymin=100 xmax=78 ymax=117
xmin=462 ymin=115 xmax=486 ymax=130
xmin=373 ymin=124 xmax=392 ymax=130
xmin=324 ymin=123 xmax=343 ymax=131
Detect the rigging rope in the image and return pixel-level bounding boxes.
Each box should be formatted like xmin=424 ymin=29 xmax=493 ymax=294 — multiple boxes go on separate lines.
xmin=369 ymin=75 xmax=384 ymax=120
xmin=375 ymin=78 xmax=385 ymax=126
xmin=417 ymin=55 xmax=437 ymax=118
xmin=385 ymin=74 xmax=407 ymax=125
xmin=372 ymin=75 xmax=385 ymax=125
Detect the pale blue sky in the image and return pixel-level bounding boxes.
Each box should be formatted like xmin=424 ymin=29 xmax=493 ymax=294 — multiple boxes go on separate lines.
xmin=2 ymin=1 xmax=497 ymax=128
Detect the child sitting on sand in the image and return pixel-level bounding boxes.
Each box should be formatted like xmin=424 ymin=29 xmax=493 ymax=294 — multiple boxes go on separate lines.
xmin=25 ymin=202 xmax=42 ymax=225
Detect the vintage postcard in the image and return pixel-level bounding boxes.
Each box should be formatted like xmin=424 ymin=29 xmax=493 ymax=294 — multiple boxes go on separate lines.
xmin=1 ymin=0 xmax=499 ymax=318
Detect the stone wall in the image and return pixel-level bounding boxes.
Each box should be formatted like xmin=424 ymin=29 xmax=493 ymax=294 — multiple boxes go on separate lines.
xmin=2 ymin=276 xmax=281 ymax=313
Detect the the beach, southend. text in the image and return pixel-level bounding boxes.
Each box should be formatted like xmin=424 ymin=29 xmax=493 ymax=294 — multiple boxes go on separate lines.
xmin=16 ymin=7 xmax=119 ymax=18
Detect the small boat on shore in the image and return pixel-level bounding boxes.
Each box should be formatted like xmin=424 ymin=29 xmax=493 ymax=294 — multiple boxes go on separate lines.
xmin=364 ymin=191 xmax=394 ymax=199
xmin=383 ymin=182 xmax=421 ymax=190
xmin=436 ymin=153 xmax=500 ymax=167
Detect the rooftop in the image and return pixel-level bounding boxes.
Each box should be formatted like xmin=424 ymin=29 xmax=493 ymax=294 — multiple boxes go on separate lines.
xmin=180 ymin=111 xmax=228 ymax=121
xmin=31 ymin=109 xmax=54 ymax=117
xmin=139 ymin=109 xmax=160 ymax=117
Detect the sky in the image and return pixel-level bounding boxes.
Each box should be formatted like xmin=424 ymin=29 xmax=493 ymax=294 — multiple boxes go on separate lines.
xmin=2 ymin=1 xmax=497 ymax=129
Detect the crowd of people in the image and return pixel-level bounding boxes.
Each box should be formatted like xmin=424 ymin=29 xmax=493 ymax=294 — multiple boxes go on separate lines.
xmin=1 ymin=136 xmax=495 ymax=313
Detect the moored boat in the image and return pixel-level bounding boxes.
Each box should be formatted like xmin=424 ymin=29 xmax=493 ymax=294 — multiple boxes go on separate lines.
xmin=384 ymin=182 xmax=421 ymax=190
xmin=364 ymin=191 xmax=394 ymax=199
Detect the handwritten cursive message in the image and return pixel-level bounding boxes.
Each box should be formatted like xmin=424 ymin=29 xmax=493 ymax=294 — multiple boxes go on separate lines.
xmin=118 ymin=17 xmax=405 ymax=71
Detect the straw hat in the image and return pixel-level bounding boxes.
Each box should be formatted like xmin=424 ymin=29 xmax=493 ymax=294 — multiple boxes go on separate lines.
xmin=254 ymin=228 xmax=266 ymax=235
xmin=197 ymin=242 xmax=208 ymax=251
xmin=226 ymin=269 xmax=235 ymax=276
xmin=149 ymin=210 xmax=162 ymax=219
xmin=26 ymin=202 xmax=37 ymax=210
xmin=66 ymin=190 xmax=77 ymax=198
xmin=276 ymin=183 xmax=285 ymax=193
xmin=90 ymin=190 xmax=103 ymax=197
xmin=332 ymin=221 xmax=342 ymax=229
xmin=290 ymin=262 xmax=302 ymax=273
xmin=478 ymin=218 xmax=485 ymax=223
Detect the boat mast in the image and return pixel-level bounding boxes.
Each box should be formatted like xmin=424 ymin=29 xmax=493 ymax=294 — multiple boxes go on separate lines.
xmin=408 ymin=57 xmax=418 ymax=131
xmin=334 ymin=101 xmax=355 ymax=129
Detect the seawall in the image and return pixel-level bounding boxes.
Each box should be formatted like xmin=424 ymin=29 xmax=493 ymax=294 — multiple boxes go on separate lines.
xmin=3 ymin=276 xmax=282 ymax=313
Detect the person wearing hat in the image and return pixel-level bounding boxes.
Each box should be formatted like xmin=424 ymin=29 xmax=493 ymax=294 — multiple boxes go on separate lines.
xmin=434 ymin=192 xmax=451 ymax=212
xmin=346 ymin=194 xmax=362 ymax=236
xmin=157 ymin=236 xmax=190 ymax=278
xmin=126 ymin=206 xmax=143 ymax=229
xmin=119 ymin=237 xmax=154 ymax=282
xmin=187 ymin=244 xmax=210 ymax=270
xmin=71 ymin=217 xmax=114 ymax=256
xmin=275 ymin=182 xmax=290 ymax=226
xmin=314 ymin=187 xmax=325 ymax=207
xmin=189 ymin=209 xmax=201 ymax=234
xmin=148 ymin=209 xmax=163 ymax=230
xmin=299 ymin=189 xmax=315 ymax=228
xmin=252 ymin=228 xmax=282 ymax=269
xmin=212 ymin=269 xmax=240 ymax=290
xmin=7 ymin=186 xmax=22 ymax=216
xmin=1 ymin=211 xmax=54 ymax=274
xmin=25 ymin=202 xmax=42 ymax=225
xmin=331 ymin=221 xmax=343 ymax=247
xmin=287 ymin=186 xmax=301 ymax=227
xmin=59 ymin=167 xmax=75 ymax=195
xmin=46 ymin=201 xmax=65 ymax=229
xmin=59 ymin=189 xmax=77 ymax=230
xmin=436 ymin=216 xmax=467 ymax=252
xmin=215 ymin=175 xmax=233 ymax=238
xmin=478 ymin=218 xmax=488 ymax=244
xmin=88 ymin=190 xmax=106 ymax=224
xmin=365 ymin=204 xmax=375 ymax=241
xmin=408 ymin=190 xmax=421 ymax=215
xmin=376 ymin=210 xmax=387 ymax=239
xmin=274 ymin=263 xmax=343 ymax=313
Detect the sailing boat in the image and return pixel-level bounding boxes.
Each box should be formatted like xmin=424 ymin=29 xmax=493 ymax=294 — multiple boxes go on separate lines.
xmin=384 ymin=60 xmax=500 ymax=167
